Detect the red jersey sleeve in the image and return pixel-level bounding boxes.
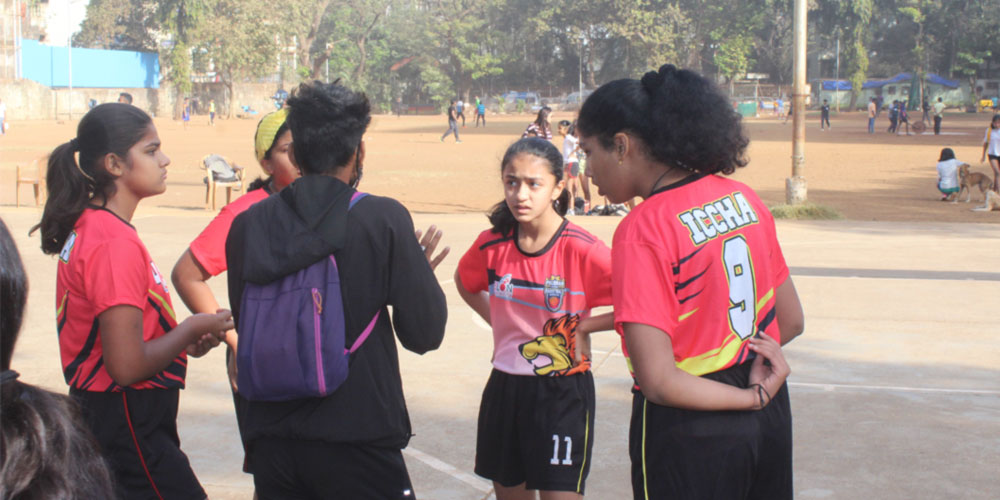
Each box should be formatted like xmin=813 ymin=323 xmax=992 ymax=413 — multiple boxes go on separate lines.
xmin=612 ymin=239 xmax=678 ymax=339
xmin=457 ymin=231 xmax=492 ymax=294
xmin=583 ymin=240 xmax=613 ymax=309
xmin=85 ymin=239 xmax=149 ymax=314
xmin=189 ymin=189 xmax=268 ymax=276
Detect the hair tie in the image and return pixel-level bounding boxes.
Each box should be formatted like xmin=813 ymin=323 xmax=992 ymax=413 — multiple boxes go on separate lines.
xmin=0 ymin=369 xmax=19 ymax=385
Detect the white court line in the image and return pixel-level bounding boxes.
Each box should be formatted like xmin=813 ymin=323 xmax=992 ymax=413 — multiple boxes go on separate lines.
xmin=440 ymin=279 xmax=454 ymax=286
xmin=593 ymin=351 xmax=999 ymax=395
xmin=403 ymin=447 xmax=493 ymax=494
xmin=789 ymin=381 xmax=1000 ymax=396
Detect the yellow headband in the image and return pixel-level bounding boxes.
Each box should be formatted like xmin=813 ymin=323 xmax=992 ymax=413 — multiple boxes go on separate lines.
xmin=254 ymin=108 xmax=289 ymax=163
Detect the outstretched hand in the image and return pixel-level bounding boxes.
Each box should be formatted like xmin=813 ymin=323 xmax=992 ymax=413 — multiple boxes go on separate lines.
xmin=415 ymin=225 xmax=450 ymax=271
xmin=747 ymin=332 xmax=790 ymax=409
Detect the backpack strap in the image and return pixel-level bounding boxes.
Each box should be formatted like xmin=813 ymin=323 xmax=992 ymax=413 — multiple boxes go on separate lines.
xmin=344 ymin=190 xmax=378 ymax=354
xmin=349 ymin=191 xmax=368 ymax=209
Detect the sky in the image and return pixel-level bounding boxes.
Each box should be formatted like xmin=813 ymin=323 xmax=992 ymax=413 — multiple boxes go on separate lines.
xmin=43 ymin=0 xmax=89 ymax=46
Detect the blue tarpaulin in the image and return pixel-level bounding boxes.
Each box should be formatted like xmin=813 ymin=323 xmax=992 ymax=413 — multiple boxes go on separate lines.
xmin=822 ymin=73 xmax=961 ymax=91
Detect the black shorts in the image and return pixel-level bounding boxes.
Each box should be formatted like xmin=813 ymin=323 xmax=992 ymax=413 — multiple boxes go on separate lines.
xmin=988 ymin=154 xmax=1000 ymax=163
xmin=249 ymin=438 xmax=414 ymax=500
xmin=629 ymin=361 xmax=792 ymax=500
xmin=226 ymin=347 xmax=253 ymax=473
xmin=475 ymin=369 xmax=595 ymax=493
xmin=71 ymin=388 xmax=206 ymax=500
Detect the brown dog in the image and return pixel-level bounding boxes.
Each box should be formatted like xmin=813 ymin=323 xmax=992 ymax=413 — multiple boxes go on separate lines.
xmin=958 ymin=164 xmax=994 ymax=202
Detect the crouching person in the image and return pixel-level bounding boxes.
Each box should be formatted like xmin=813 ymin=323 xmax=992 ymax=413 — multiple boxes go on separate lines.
xmin=226 ymin=80 xmax=450 ymax=499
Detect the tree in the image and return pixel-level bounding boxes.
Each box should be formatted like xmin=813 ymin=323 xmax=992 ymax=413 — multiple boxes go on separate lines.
xmin=158 ymin=0 xmax=210 ymax=119
xmin=75 ymin=0 xmax=158 ymax=51
xmin=198 ymin=0 xmax=279 ymax=116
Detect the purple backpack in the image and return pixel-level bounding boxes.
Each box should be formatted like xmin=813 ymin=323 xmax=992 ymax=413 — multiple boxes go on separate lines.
xmin=237 ymin=192 xmax=378 ymax=401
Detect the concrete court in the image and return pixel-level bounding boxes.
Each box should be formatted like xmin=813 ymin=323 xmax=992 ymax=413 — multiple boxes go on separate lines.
xmin=3 ymin=206 xmax=999 ymax=500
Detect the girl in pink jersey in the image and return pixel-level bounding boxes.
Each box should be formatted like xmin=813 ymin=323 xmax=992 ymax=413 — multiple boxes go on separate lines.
xmin=456 ymin=137 xmax=614 ymax=499
xmin=31 ymin=103 xmax=232 ymax=499
xmin=577 ymin=64 xmax=804 ymax=499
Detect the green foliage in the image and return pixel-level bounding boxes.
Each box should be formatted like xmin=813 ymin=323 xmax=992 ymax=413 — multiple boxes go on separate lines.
xmin=516 ymin=99 xmax=526 ymax=113
xmin=74 ymin=0 xmax=157 ymax=51
xmin=769 ymin=203 xmax=843 ymax=220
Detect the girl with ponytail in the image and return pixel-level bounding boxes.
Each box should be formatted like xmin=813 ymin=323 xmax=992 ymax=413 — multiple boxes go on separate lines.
xmin=577 ymin=64 xmax=804 ymax=499
xmin=31 ymin=103 xmax=233 ymax=499
xmin=455 ymin=137 xmax=614 ymax=499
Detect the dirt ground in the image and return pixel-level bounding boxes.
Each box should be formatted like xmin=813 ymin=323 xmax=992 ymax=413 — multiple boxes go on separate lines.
xmin=2 ymin=108 xmax=999 ymax=222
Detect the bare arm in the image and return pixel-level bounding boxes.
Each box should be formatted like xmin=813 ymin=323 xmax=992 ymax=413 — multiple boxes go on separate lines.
xmin=623 ymin=323 xmax=788 ymax=410
xmin=574 ymin=311 xmax=614 ymax=363
xmin=774 ymin=277 xmax=804 ymax=346
xmin=454 ymin=268 xmax=490 ymax=325
xmin=171 ymin=249 xmax=234 ymax=352
xmin=100 ymin=306 xmax=232 ymax=387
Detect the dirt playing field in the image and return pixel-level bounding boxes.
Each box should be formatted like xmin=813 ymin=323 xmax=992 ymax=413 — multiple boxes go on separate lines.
xmin=2 ymin=108 xmax=999 ymax=222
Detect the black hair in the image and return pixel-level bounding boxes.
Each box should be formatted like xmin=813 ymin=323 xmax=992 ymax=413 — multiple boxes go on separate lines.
xmin=576 ymin=64 xmax=749 ymax=176
xmin=0 ymin=218 xmax=117 ymax=499
xmin=1 ymin=219 xmax=26 ymax=371
xmin=118 ymin=92 xmax=133 ymax=104
xmin=487 ymin=137 xmax=568 ymax=236
xmin=31 ymin=103 xmax=152 ymax=255
xmin=992 ymin=114 xmax=1000 ymax=129
xmin=247 ymin=121 xmax=291 ymax=192
xmin=284 ymin=80 xmax=371 ymax=175
xmin=939 ymin=148 xmax=955 ymax=161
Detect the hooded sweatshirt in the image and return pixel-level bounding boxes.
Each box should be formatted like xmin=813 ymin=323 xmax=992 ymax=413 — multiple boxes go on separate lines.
xmin=225 ymin=175 xmax=447 ymax=449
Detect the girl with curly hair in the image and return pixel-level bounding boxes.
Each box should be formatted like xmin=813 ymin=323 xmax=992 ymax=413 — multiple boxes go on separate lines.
xmin=577 ymin=64 xmax=804 ymax=499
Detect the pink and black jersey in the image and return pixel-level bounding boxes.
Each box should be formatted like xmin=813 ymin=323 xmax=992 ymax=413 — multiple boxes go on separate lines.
xmin=56 ymin=207 xmax=184 ymax=391
xmin=612 ymin=175 xmax=789 ymax=380
xmin=458 ymin=220 xmax=612 ymax=376
xmin=189 ymin=187 xmax=270 ymax=276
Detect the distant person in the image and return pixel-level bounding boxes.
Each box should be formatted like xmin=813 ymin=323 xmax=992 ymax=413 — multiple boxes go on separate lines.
xmin=182 ymin=98 xmax=191 ymax=129
xmin=876 ymin=95 xmax=884 ymax=117
xmin=226 ymin=80 xmax=449 ymax=499
xmin=441 ymin=100 xmax=461 ymax=143
xmin=476 ymin=100 xmax=487 ymax=127
xmin=1 ymin=218 xmax=117 ymax=500
xmin=982 ymin=114 xmax=1000 ymax=192
xmin=775 ymin=96 xmax=783 ymax=117
xmin=921 ymin=98 xmax=932 ymax=125
xmin=820 ymin=99 xmax=831 ymax=130
xmin=456 ymin=98 xmax=466 ymax=126
xmin=897 ymin=100 xmax=911 ymax=135
xmin=209 ymin=99 xmax=216 ymax=125
xmin=0 ymin=97 xmax=6 ymax=135
xmin=936 ymin=148 xmax=963 ymax=201
xmin=396 ymin=96 xmax=403 ymax=117
xmin=522 ymin=106 xmax=552 ymax=139
xmin=558 ymin=119 xmax=585 ymax=214
xmin=887 ymin=100 xmax=899 ymax=133
xmin=30 ymin=103 xmax=232 ymax=498
xmin=867 ymin=97 xmax=877 ymax=134
xmin=118 ymin=92 xmax=133 ymax=105
xmin=933 ymin=97 xmax=945 ymax=135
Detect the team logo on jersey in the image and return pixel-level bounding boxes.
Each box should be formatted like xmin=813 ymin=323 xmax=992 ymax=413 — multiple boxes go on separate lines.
xmin=676 ymin=191 xmax=759 ymax=246
xmin=59 ymin=231 xmax=77 ymax=263
xmin=519 ymin=314 xmax=590 ymax=376
xmin=543 ymin=275 xmax=566 ymax=312
xmin=150 ymin=261 xmax=168 ymax=293
xmin=494 ymin=273 xmax=514 ymax=299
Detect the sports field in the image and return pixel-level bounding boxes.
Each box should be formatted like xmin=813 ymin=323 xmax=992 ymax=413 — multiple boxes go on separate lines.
xmin=2 ymin=110 xmax=999 ymax=499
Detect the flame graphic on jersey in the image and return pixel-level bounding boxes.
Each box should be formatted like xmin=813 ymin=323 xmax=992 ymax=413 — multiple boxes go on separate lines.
xmin=518 ymin=314 xmax=590 ymax=376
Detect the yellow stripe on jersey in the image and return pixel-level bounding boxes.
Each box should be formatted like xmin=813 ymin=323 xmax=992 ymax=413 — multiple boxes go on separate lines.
xmin=576 ymin=409 xmax=591 ymax=493
xmin=678 ymin=307 xmax=699 ymax=322
xmin=147 ymin=289 xmax=176 ymax=322
xmin=641 ymin=399 xmax=650 ymax=500
xmin=675 ymin=332 xmax=744 ymax=376
xmin=756 ymin=287 xmax=774 ymax=314
xmin=56 ymin=291 xmax=69 ymax=318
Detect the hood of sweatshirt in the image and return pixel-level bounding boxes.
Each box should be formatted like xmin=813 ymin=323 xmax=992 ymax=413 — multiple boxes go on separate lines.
xmin=238 ymin=175 xmax=354 ymax=284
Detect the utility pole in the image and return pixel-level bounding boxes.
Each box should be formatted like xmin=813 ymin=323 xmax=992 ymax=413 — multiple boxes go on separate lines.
xmin=834 ymin=38 xmax=840 ymax=112
xmin=786 ymin=0 xmax=808 ymax=204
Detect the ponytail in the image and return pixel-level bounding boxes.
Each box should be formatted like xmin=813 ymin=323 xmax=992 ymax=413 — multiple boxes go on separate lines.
xmin=488 ymin=137 xmax=566 ymax=235
xmin=30 ymin=103 xmax=152 ymax=254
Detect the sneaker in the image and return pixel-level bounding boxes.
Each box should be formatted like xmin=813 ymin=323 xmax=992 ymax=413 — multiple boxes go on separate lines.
xmin=566 ymin=208 xmax=575 ymax=216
